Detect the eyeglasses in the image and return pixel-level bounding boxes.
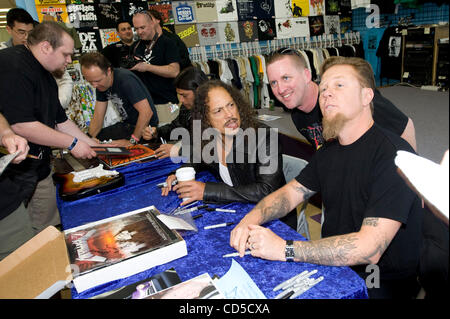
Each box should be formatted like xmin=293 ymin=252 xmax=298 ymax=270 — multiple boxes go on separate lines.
xmin=12 ymin=28 xmax=32 ymax=37
xmin=271 ymin=47 xmax=302 ymax=57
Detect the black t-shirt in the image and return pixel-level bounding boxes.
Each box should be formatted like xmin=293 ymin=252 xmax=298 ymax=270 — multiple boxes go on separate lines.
xmin=96 ymin=68 xmax=158 ymax=127
xmin=101 ymin=40 xmax=133 ymax=68
xmin=291 ymin=88 xmax=409 ymax=149
xmin=296 ymin=124 xmax=423 ymax=280
xmin=0 ymin=45 xmax=68 ymax=180
xmin=129 ymin=34 xmax=180 ymax=104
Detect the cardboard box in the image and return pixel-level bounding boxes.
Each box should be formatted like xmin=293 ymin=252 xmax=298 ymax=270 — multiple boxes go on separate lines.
xmin=0 ymin=226 xmax=72 ymax=299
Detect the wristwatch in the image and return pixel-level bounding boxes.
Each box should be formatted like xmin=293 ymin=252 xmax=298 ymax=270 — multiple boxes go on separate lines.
xmin=285 ymin=240 xmax=295 ymax=262
xmin=129 ymin=136 xmax=138 ymax=145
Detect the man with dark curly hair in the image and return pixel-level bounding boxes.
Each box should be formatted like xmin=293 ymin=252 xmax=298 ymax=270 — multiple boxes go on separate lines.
xmin=161 ymin=80 xmax=286 ymax=207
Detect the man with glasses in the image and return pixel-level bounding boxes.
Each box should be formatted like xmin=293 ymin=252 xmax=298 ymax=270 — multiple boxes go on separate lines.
xmin=80 ymin=51 xmax=158 ymax=146
xmin=129 ymin=10 xmax=181 ymax=124
xmin=266 ymin=48 xmax=417 ymax=151
xmin=0 ymin=8 xmax=35 ymax=50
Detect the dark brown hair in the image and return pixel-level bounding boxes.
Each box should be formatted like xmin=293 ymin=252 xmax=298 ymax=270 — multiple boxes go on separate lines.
xmin=80 ymin=51 xmax=112 ymax=74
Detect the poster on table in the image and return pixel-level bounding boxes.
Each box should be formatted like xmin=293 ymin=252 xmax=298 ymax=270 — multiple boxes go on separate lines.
xmin=67 ymin=3 xmax=97 ymax=29
xmin=309 ymin=0 xmax=325 ymax=16
xmin=324 ymin=15 xmax=340 ymax=35
xmin=238 ymin=20 xmax=258 ymax=42
xmin=218 ymin=21 xmax=240 ymax=44
xmin=175 ymin=23 xmax=200 ymax=48
xmin=216 ymin=0 xmax=238 ymax=22
xmin=148 ymin=1 xmax=175 ymax=25
xmin=94 ymin=2 xmax=122 ymax=29
xmin=197 ymin=22 xmax=219 ymax=46
xmin=194 ymin=0 xmax=218 ymax=23
xmin=172 ymin=1 xmax=197 ymax=24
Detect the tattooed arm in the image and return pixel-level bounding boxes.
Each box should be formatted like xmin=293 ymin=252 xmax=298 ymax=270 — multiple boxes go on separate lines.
xmin=229 ymin=179 xmax=315 ymax=257
xmin=245 ymin=216 xmax=401 ymax=266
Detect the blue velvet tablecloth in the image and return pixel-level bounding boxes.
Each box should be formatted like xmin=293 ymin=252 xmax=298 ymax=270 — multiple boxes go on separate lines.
xmin=57 ymin=158 xmax=368 ymax=299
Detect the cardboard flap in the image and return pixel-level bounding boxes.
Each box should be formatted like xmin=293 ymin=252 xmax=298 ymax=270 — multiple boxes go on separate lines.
xmin=0 ymin=226 xmax=72 ymax=299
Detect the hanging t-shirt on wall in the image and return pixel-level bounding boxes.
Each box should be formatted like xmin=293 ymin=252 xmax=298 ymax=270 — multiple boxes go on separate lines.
xmin=173 ymin=1 xmax=197 ymax=24
xmin=195 ymin=0 xmax=218 ymax=23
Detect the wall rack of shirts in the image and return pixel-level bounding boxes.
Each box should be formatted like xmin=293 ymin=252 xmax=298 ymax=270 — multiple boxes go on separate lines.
xmin=189 ymin=31 xmax=361 ymax=61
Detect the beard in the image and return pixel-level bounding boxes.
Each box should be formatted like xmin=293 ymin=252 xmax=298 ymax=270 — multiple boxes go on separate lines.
xmin=51 ymin=68 xmax=65 ymax=79
xmin=322 ymin=113 xmax=348 ymax=141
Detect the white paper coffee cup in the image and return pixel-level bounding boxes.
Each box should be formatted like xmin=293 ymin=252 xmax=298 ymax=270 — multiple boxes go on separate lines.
xmin=175 ymin=167 xmax=196 ymax=201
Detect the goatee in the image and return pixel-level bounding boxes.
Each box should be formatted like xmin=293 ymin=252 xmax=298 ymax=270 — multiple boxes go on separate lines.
xmin=322 ymin=113 xmax=348 ymax=141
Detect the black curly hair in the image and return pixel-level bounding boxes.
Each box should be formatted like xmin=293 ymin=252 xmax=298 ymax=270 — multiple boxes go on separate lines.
xmin=191 ymin=80 xmax=259 ymax=147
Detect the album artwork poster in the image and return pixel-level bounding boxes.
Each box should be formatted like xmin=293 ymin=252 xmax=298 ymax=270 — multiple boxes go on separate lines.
xmin=99 ymin=28 xmax=120 ymax=49
xmin=291 ymin=0 xmax=309 ymax=17
xmin=148 ymin=1 xmax=175 ymax=25
xmin=67 ymin=3 xmax=97 ymax=29
xmin=238 ymin=20 xmax=258 ymax=42
xmin=122 ymin=1 xmax=149 ymax=23
xmin=94 ymin=2 xmax=122 ymax=29
xmin=35 ymin=3 xmax=69 ymax=23
xmin=256 ymin=18 xmax=276 ymax=41
xmin=274 ymin=0 xmax=292 ymax=18
xmin=78 ymin=28 xmax=102 ymax=53
xmin=252 ymin=0 xmax=274 ymax=20
xmin=309 ymin=15 xmax=325 ymax=36
xmin=309 ymin=0 xmax=325 ymax=16
xmin=324 ymin=15 xmax=340 ymax=35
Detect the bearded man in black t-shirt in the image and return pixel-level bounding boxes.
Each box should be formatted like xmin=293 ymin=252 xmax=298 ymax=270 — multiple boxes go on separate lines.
xmin=266 ymin=48 xmax=417 ymax=151
xmin=231 ymin=57 xmax=424 ymax=299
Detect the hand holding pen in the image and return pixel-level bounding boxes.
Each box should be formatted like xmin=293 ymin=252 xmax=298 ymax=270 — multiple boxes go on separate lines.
xmin=142 ymin=124 xmax=157 ymax=141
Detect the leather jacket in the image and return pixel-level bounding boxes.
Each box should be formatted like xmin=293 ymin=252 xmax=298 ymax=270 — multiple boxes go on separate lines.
xmin=181 ymin=127 xmax=285 ymax=204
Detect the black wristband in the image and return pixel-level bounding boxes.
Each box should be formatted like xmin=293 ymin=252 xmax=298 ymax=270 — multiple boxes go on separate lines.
xmin=67 ymin=137 xmax=78 ymax=151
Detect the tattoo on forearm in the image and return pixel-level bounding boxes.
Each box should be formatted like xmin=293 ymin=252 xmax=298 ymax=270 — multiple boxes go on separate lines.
xmin=292 ymin=217 xmax=393 ymax=266
xmin=293 ymin=235 xmax=359 ymax=266
xmin=255 ymin=195 xmax=291 ymax=223
xmin=292 ymin=185 xmax=316 ymax=201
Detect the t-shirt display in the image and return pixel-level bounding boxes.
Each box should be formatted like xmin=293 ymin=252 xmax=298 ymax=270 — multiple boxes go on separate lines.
xmin=195 ymin=0 xmax=218 ymax=23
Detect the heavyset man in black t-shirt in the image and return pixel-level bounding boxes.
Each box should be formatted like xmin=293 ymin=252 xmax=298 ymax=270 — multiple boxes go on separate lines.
xmin=0 ymin=22 xmax=100 ymax=233
xmin=80 ymin=51 xmax=158 ymax=146
xmin=230 ymin=57 xmax=424 ymax=299
xmin=266 ymin=48 xmax=417 ymax=151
